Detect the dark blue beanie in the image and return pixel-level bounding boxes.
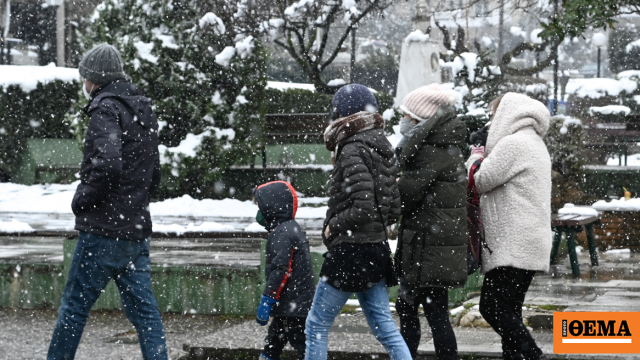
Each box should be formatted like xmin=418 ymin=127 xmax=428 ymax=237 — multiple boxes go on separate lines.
xmin=332 ymin=84 xmax=378 ymax=117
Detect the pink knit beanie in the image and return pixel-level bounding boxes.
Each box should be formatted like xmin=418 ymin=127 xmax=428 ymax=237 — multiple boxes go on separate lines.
xmin=400 ymin=84 xmax=459 ymax=121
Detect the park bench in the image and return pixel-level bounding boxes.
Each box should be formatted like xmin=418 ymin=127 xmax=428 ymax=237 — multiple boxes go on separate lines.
xmin=584 ymin=115 xmax=640 ymax=166
xmin=226 ymin=113 xmax=332 ymax=197
xmin=550 ymin=214 xmax=600 ymax=278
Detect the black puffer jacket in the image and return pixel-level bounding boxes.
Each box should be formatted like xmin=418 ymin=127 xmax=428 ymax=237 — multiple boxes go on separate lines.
xmin=255 ymin=181 xmax=316 ymax=317
xmin=396 ymin=106 xmax=468 ymax=288
xmin=323 ymin=128 xmax=401 ymax=248
xmin=72 ymin=80 xmax=161 ymax=240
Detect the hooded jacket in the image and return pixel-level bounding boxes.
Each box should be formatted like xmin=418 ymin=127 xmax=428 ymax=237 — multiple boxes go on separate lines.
xmin=324 ymin=128 xmax=401 ymax=248
xmin=396 ymin=106 xmax=468 ymax=288
xmin=255 ymin=181 xmax=315 ymax=317
xmin=72 ymin=80 xmax=161 ymax=240
xmin=466 ymin=93 xmax=552 ymax=274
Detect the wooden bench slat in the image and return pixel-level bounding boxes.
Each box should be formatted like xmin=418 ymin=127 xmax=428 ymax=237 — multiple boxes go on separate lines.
xmin=564 ymin=215 xmax=599 ymax=226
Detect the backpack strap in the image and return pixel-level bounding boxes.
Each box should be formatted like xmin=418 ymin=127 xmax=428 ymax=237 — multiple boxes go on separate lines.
xmin=467 ymin=158 xmax=493 ymax=255
xmin=467 ymin=159 xmax=483 ymax=207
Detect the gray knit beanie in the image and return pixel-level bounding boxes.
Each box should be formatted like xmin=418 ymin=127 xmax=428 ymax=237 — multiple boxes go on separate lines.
xmin=79 ymin=43 xmax=126 ymax=85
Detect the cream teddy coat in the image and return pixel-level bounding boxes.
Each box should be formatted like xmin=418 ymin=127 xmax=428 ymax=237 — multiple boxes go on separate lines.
xmin=466 ymin=92 xmax=552 ymax=274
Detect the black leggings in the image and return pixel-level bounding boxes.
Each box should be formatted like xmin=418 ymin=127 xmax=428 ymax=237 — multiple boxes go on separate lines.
xmin=397 ymin=287 xmax=458 ymax=360
xmin=479 ymin=267 xmax=543 ymax=360
xmin=263 ymin=316 xmax=306 ymax=360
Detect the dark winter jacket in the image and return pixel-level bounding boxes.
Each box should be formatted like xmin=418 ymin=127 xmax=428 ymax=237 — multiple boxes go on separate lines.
xmin=255 ymin=181 xmax=316 ymax=317
xmin=396 ymin=106 xmax=468 ymax=288
xmin=320 ymin=128 xmax=400 ymax=292
xmin=72 ymin=80 xmax=161 ymax=240
xmin=323 ymin=128 xmax=401 ymax=248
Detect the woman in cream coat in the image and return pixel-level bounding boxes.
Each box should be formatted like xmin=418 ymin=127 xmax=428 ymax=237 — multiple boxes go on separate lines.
xmin=466 ymin=92 xmax=551 ymax=360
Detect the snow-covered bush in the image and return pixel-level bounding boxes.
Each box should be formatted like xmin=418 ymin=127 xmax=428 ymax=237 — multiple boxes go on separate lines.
xmin=544 ymin=115 xmax=587 ymax=211
xmin=588 ymin=105 xmax=631 ymax=123
xmin=77 ymin=0 xmax=267 ymax=199
xmin=545 ymin=115 xmax=585 ymax=178
xmin=616 ymin=70 xmax=640 ymax=115
xmin=565 ymin=77 xmax=634 ymax=118
xmin=0 ymin=65 xmax=79 ymax=180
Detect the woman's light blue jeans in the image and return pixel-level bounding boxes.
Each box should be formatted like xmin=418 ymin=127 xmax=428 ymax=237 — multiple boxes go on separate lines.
xmin=304 ymin=278 xmax=411 ymax=360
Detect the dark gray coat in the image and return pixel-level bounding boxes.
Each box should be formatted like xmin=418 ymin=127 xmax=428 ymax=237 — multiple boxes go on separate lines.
xmin=323 ymin=128 xmax=401 ymax=249
xmin=255 ymin=181 xmax=316 ymax=317
xmin=72 ymin=80 xmax=161 ymax=240
xmin=396 ymin=107 xmax=468 ymax=288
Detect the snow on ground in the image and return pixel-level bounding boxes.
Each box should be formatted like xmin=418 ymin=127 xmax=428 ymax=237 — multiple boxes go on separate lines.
xmin=153 ymin=222 xmax=234 ymax=235
xmin=558 ymin=203 xmax=599 ymax=216
xmin=0 ymin=182 xmax=327 ymax=219
xmin=0 ymin=219 xmax=34 ymax=233
xmin=605 ymin=248 xmax=631 ymax=254
xmin=450 ymin=306 xmax=465 ymax=315
xmin=0 ymin=182 xmax=75 ymax=213
xmin=244 ymin=222 xmax=267 ymax=232
xmin=607 ymin=153 xmax=640 ymax=166
xmin=592 ymin=197 xmax=640 ymax=212
xmin=0 ymin=64 xmax=79 ymax=92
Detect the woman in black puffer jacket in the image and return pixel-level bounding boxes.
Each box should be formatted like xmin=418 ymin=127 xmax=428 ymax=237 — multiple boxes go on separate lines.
xmin=304 ymin=84 xmax=411 ymax=360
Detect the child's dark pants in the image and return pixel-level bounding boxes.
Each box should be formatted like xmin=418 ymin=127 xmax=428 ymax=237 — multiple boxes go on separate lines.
xmin=264 ymin=316 xmax=306 ymax=360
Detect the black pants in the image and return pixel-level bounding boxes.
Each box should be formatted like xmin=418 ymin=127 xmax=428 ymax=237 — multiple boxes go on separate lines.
xmin=263 ymin=316 xmax=306 ymax=360
xmin=397 ymin=287 xmax=458 ymax=360
xmin=479 ymin=267 xmax=543 ymax=360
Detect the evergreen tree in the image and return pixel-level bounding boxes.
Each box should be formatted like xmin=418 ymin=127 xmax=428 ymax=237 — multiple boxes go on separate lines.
xmin=608 ymin=24 xmax=640 ymax=74
xmin=73 ymin=0 xmax=267 ymax=199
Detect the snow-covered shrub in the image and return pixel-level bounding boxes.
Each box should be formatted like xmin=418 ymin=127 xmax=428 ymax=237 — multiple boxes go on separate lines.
xmin=545 ymin=115 xmax=585 ymax=178
xmin=617 ymin=70 xmax=640 ymax=115
xmin=0 ymin=67 xmax=79 ymax=180
xmin=544 ymin=115 xmax=588 ymax=211
xmin=79 ymin=0 xmax=267 ymax=199
xmin=588 ymin=105 xmax=631 ymax=123
xmin=565 ymin=77 xmax=635 ymax=118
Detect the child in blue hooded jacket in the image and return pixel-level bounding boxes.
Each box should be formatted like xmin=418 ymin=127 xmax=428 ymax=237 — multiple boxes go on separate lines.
xmin=254 ymin=181 xmax=316 ymax=360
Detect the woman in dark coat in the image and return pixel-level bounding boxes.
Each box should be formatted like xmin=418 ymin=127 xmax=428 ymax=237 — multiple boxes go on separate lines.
xmin=395 ymin=84 xmax=468 ymax=360
xmin=304 ymin=84 xmax=411 ymax=360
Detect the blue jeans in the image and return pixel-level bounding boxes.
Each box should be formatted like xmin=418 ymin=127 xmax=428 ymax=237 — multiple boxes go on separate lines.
xmin=304 ymin=279 xmax=411 ymax=360
xmin=48 ymin=232 xmax=168 ymax=360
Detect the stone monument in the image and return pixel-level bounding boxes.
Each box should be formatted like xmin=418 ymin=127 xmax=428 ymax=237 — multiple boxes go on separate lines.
xmin=395 ymin=0 xmax=443 ymax=105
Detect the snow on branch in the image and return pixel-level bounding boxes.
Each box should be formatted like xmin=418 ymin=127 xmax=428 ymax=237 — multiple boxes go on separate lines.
xmin=199 ymin=12 xmax=226 ymax=35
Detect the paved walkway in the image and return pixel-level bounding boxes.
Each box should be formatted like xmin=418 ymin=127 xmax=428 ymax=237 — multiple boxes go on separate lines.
xmin=180 ymin=249 xmax=640 ymax=359
xmin=2 ymin=221 xmax=640 ymax=358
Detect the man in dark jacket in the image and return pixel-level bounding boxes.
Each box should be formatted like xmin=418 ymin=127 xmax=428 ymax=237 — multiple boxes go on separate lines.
xmin=304 ymin=84 xmax=411 ymax=360
xmin=48 ymin=44 xmax=167 ymax=360
xmin=254 ymin=181 xmax=315 ymax=360
xmin=395 ymin=84 xmax=468 ymax=360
